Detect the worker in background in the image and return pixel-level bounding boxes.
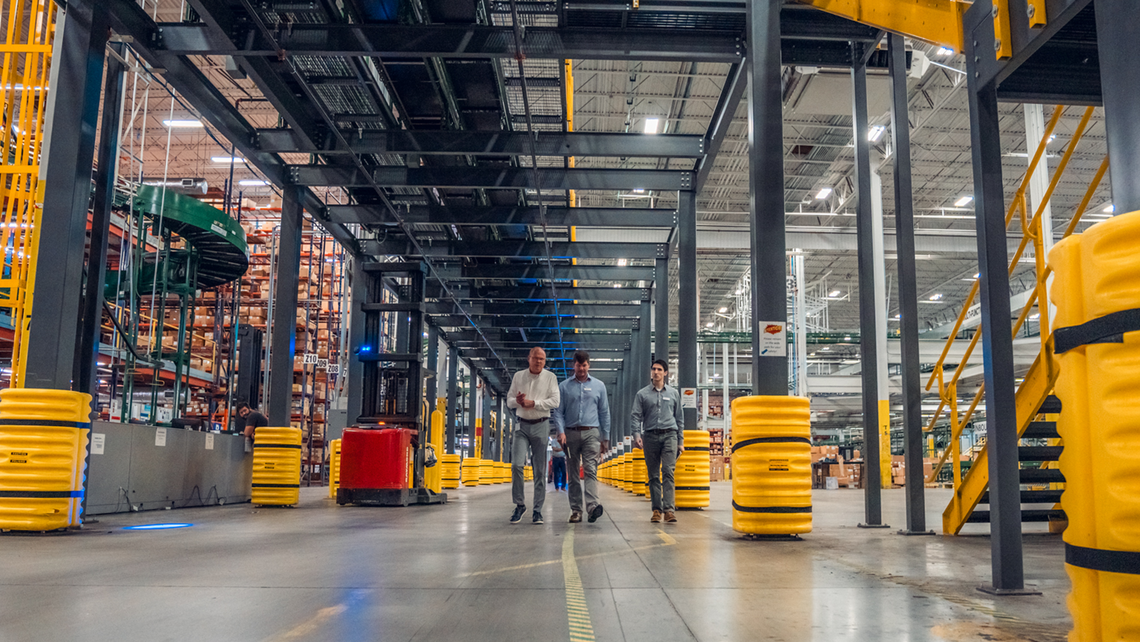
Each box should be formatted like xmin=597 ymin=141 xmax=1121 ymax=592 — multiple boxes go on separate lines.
xmin=551 ymin=350 xmax=611 ymax=524
xmin=631 ymin=359 xmax=685 ymax=524
xmin=548 ymin=435 xmax=566 ymax=490
xmin=506 ymin=347 xmax=560 ymax=525
xmin=237 ymin=401 xmax=268 ymax=443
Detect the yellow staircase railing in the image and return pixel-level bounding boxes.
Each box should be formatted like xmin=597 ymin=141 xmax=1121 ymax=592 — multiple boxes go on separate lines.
xmin=922 ymin=105 xmax=1109 ymax=534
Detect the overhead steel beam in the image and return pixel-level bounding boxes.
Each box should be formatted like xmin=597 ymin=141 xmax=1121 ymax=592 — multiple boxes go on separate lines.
xmin=437 ymin=286 xmax=651 ymax=302
xmin=155 ymin=23 xmax=744 ymax=63
xmin=429 ymin=316 xmax=636 ymax=330
xmin=328 ymin=205 xmax=677 ymax=228
xmin=455 ymin=264 xmax=656 ymax=281
xmin=290 ymin=166 xmax=693 ymax=191
xmin=474 ymin=303 xmax=642 ymax=317
xmin=102 ymin=0 xmax=360 ymax=254
xmin=363 ymin=240 xmax=667 ymax=260
xmin=695 ymin=59 xmax=747 ymax=192
xmin=258 ymin=129 xmax=704 ymax=158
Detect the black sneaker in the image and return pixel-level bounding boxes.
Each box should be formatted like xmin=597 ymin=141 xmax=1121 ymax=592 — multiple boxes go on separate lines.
xmin=588 ymin=504 xmax=604 ymax=523
xmin=532 ymin=511 xmax=544 ymax=524
xmin=510 ymin=505 xmax=526 ymax=524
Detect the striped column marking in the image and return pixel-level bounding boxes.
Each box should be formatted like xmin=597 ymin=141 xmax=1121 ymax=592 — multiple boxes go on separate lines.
xmin=561 ymin=528 xmax=596 ymax=642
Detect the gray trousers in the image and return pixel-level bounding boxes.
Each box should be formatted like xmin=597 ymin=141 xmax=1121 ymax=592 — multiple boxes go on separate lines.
xmin=643 ymin=430 xmax=678 ymax=511
xmin=565 ymin=428 xmax=601 ymax=514
xmin=511 ymin=419 xmax=548 ymax=512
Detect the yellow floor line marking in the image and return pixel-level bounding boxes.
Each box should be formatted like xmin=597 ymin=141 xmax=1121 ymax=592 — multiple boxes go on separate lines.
xmin=562 ymin=528 xmax=596 ymax=642
xmin=463 ymin=533 xmax=678 ymax=578
xmin=263 ymin=603 xmax=348 ymax=641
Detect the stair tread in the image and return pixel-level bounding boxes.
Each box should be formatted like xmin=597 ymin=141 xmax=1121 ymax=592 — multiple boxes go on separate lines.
xmin=979 ymin=489 xmax=1064 ymax=504
xmin=1020 ymin=468 xmax=1065 ymax=483
xmin=967 ymin=508 xmax=1066 ymax=523
xmin=1038 ymin=395 xmax=1062 ymax=414
xmin=1022 ymin=421 xmax=1060 ymax=439
xmin=1018 ymin=446 xmax=1063 ymax=461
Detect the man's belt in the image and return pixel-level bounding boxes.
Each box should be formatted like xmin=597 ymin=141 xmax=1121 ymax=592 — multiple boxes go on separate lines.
xmin=518 ymin=416 xmax=549 ymax=425
xmin=566 ymin=426 xmax=597 ymax=431
xmin=646 ymin=428 xmax=676 ymax=433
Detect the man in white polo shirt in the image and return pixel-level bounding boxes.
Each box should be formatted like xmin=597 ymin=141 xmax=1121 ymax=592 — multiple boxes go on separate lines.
xmin=506 ymin=347 xmax=560 ymax=524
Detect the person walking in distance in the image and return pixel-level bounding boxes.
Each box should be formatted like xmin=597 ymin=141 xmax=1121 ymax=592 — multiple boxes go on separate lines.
xmin=631 ymin=359 xmax=685 ymax=524
xmin=551 ymin=351 xmax=611 ymax=524
xmin=549 ymin=435 xmax=567 ymax=490
xmin=506 ymin=347 xmax=561 ymax=524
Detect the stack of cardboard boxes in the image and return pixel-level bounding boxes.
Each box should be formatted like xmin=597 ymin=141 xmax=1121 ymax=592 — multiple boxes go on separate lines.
xmin=811 ymin=446 xmax=863 ymax=489
xmin=888 ymin=454 xmax=937 ymax=487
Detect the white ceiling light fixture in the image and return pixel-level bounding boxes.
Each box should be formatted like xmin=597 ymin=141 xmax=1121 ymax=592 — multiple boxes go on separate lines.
xmin=617 ymin=258 xmax=628 ymax=266
xmin=1103 ymin=203 xmax=1115 ymax=213
xmin=211 ymin=156 xmax=244 ymax=164
xmin=929 ymin=293 xmax=943 ymax=301
xmin=163 ymin=119 xmax=203 ymax=128
xmin=705 ymin=322 xmax=714 ymax=328
xmin=632 ymin=188 xmax=645 ymax=194
xmin=868 ymin=125 xmax=886 ymax=142
xmin=613 ymin=284 xmax=622 ymax=288
xmin=828 ymin=290 xmax=841 ymax=297
xmin=718 ymin=307 xmax=727 ymax=313
xmin=644 ymin=118 xmax=659 ymax=134
xmin=954 ymin=196 xmax=974 ymax=207
xmin=815 ymin=187 xmax=832 ymax=200
xmin=935 ymin=47 xmax=954 ymax=56
xmin=238 ymin=179 xmax=268 ymax=186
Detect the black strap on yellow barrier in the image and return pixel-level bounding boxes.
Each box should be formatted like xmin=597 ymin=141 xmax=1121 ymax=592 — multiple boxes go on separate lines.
xmin=252 ymin=444 xmax=302 ymax=449
xmin=1066 ymin=543 xmax=1140 ymax=575
xmin=252 ymin=483 xmax=301 ymax=489
xmin=0 ymin=490 xmax=84 ymax=498
xmin=732 ymin=501 xmax=811 ymax=513
xmin=685 ymin=446 xmax=710 ymax=452
xmin=0 ymin=419 xmax=90 ymax=429
xmin=1054 ymin=308 xmax=1140 ymax=354
xmin=731 ymin=436 xmax=811 ymax=453
xmin=675 ymin=486 xmax=710 ymax=491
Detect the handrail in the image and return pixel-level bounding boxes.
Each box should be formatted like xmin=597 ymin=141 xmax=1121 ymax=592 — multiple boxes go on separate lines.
xmin=924 ymin=106 xmax=1099 ymax=485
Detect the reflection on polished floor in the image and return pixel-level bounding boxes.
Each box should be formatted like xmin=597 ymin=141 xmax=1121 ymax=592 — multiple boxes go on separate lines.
xmin=0 ymin=483 xmax=1069 ymax=641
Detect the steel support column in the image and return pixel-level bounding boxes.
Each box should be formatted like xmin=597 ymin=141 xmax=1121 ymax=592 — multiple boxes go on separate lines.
xmin=677 ymin=190 xmax=698 ymax=431
xmin=746 ymin=0 xmax=788 ymax=395
xmin=78 ymin=43 xmax=125 ymax=395
xmin=23 ymin=0 xmax=109 ymax=389
xmin=425 ymin=324 xmax=440 ymax=434
xmin=445 ymin=343 xmax=458 ymax=454
xmin=345 ymin=258 xmax=366 ymax=427
xmin=639 ymin=300 xmax=652 ymax=407
xmin=482 ymin=386 xmax=492 ymax=459
xmin=1097 ymin=0 xmax=1140 ymax=214
xmin=889 ymin=34 xmax=929 ymax=535
xmin=267 ymin=187 xmax=304 ymax=426
xmin=853 ymin=47 xmax=885 ymax=527
xmin=468 ymin=374 xmax=479 ymax=458
xmin=655 ymin=257 xmax=669 ymax=362
xmin=620 ymin=345 xmax=633 ymax=440
xmin=966 ymin=34 xmax=1025 ymax=592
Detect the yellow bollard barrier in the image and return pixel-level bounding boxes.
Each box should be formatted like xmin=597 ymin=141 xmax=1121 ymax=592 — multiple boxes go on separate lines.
xmin=621 ymin=453 xmax=631 ymax=492
xmin=328 ymin=439 xmax=342 ymax=499
xmin=461 ymin=456 xmax=480 ymax=487
xmin=524 ymin=465 xmax=533 ymax=482
xmin=424 ymin=407 xmax=445 ymax=494
xmin=441 ymin=453 xmax=461 ymax=489
xmin=0 ymin=389 xmax=92 ymax=531
xmin=731 ymin=396 xmax=812 ymax=536
xmin=478 ymin=459 xmax=493 ymax=485
xmin=252 ymin=427 xmax=302 ymax=506
xmin=1049 ymin=211 xmax=1140 ymax=641
xmin=676 ymin=430 xmax=711 ymax=508
xmin=632 ymin=449 xmax=647 ymax=496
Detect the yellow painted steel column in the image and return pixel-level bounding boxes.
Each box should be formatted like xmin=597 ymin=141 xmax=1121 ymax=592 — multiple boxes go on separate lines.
xmin=328 ymin=439 xmax=341 ymax=499
xmin=251 ymin=427 xmax=302 ymax=506
xmin=0 ymin=389 xmax=91 ymax=531
xmin=879 ymin=399 xmax=892 ymax=488
xmin=441 ymin=453 xmax=461 ymax=489
xmin=461 ymin=456 xmax=480 ymax=487
xmin=676 ymin=429 xmax=711 ymax=508
xmin=1049 ymin=211 xmax=1140 ymax=641
xmin=425 ymin=406 xmax=444 ymax=494
xmin=731 ymin=396 xmax=812 ymax=536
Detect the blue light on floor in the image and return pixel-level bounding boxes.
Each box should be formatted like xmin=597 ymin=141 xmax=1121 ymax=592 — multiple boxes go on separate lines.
xmin=123 ymin=523 xmax=194 ymax=531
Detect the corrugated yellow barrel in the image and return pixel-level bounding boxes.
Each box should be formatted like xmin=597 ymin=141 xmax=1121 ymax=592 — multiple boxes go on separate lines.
xmin=676 ymin=430 xmax=711 ymax=508
xmin=441 ymin=453 xmax=461 ymax=489
xmin=731 ymin=396 xmax=812 ymax=535
xmin=251 ymin=427 xmax=302 ymax=506
xmin=499 ymin=461 xmax=510 ymax=484
xmin=0 ymin=389 xmax=92 ymax=531
xmin=461 ymin=457 xmax=481 ymax=486
xmin=1049 ymin=211 xmax=1140 ymax=641
xmin=478 ymin=459 xmax=494 ymax=485
xmin=632 ymin=449 xmax=647 ymax=496
xmin=624 ymin=452 xmax=634 ymax=492
xmin=328 ymin=439 xmax=342 ymax=499
xmin=523 ymin=465 xmax=533 ymax=481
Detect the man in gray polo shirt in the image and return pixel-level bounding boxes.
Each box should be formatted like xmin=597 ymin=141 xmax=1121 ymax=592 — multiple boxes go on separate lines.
xmin=506 ymin=347 xmax=561 ymax=525
xmin=551 ymin=350 xmax=611 ymax=524
xmin=632 ymin=359 xmax=685 ymax=524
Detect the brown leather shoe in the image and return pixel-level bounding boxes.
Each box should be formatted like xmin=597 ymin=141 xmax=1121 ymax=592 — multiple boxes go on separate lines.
xmin=569 ymin=511 xmax=582 ymax=523
xmin=650 ymin=510 xmax=662 ymax=523
xmin=664 ymin=510 xmax=677 ymax=523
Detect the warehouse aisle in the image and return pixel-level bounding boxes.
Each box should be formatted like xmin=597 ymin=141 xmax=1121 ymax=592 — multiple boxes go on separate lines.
xmin=0 ymin=484 xmax=1069 ymax=641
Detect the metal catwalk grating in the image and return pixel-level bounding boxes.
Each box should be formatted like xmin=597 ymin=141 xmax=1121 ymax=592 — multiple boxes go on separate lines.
xmin=294 ymin=56 xmax=354 ymax=79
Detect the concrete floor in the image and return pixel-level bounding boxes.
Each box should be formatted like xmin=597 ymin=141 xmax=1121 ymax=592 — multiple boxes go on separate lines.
xmin=0 ymin=483 xmax=1070 ymax=642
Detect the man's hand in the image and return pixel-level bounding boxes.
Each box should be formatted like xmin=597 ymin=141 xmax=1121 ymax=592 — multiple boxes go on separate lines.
xmin=678 ymin=446 xmax=685 ymax=455
xmin=558 ymin=433 xmax=567 ymax=446
xmin=601 ymin=439 xmax=609 ymax=453
xmin=635 ymin=434 xmax=643 ymax=450
xmin=516 ymin=392 xmax=527 ymax=406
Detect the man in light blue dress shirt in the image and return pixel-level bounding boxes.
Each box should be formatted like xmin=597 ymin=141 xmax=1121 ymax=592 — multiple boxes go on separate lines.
xmin=551 ymin=351 xmax=611 ymax=524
